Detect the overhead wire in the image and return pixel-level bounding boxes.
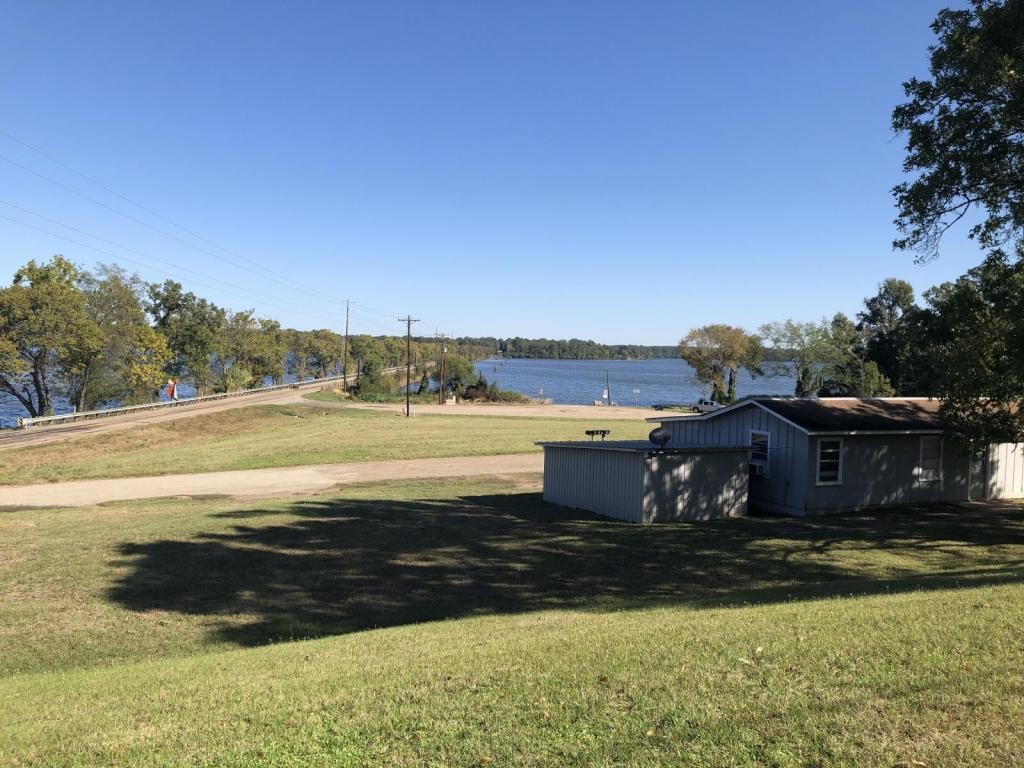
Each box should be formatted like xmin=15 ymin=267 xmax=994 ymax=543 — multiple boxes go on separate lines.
xmin=0 ymin=200 xmax=325 ymax=314
xmin=0 ymin=129 xmax=417 ymax=328
xmin=0 ymin=128 xmax=346 ymax=303
xmin=0 ymin=214 xmax=339 ymax=324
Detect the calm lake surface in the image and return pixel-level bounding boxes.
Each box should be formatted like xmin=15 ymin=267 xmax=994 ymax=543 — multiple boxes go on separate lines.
xmin=473 ymin=358 xmax=796 ymax=407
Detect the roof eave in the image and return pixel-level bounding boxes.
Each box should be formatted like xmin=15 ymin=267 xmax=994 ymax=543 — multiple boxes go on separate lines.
xmin=807 ymin=429 xmax=945 ymax=437
xmin=649 ymin=399 xmax=811 ymax=435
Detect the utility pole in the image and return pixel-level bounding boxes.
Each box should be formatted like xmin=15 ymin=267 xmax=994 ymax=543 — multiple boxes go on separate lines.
xmin=399 ymin=315 xmax=419 ymax=417
xmin=438 ymin=332 xmax=447 ymax=405
xmin=341 ymin=299 xmax=350 ymax=390
xmin=606 ymin=371 xmax=612 ymax=406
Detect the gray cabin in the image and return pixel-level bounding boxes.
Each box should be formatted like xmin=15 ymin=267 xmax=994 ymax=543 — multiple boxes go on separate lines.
xmin=651 ymin=397 xmax=1024 ymax=516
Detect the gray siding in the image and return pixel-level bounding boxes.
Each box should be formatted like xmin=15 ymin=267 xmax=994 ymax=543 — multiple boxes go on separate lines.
xmin=644 ymin=451 xmax=748 ymax=522
xmin=662 ymin=405 xmax=807 ymax=515
xmin=804 ymin=434 xmax=971 ymax=513
xmin=542 ymin=446 xmax=645 ymax=522
xmin=989 ymin=443 xmax=1024 ymax=499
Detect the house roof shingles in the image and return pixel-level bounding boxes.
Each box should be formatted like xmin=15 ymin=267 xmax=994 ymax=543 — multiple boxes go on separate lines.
xmin=750 ymin=397 xmax=943 ymax=433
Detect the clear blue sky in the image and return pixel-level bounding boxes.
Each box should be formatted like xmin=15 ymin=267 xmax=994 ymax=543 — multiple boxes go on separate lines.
xmin=0 ymin=1 xmax=981 ymax=344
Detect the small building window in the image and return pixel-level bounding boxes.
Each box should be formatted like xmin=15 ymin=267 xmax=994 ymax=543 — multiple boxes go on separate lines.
xmin=918 ymin=436 xmax=942 ymax=484
xmin=750 ymin=430 xmax=770 ymax=475
xmin=816 ymin=438 xmax=843 ymax=485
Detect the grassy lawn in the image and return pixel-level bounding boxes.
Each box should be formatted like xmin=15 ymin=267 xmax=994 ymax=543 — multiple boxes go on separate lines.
xmin=0 ymin=404 xmax=649 ymax=485
xmin=1 ymin=476 xmax=1023 ymax=765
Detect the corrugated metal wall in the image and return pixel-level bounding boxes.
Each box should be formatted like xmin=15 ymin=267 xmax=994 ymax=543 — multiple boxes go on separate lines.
xmin=644 ymin=451 xmax=748 ymax=522
xmin=988 ymin=443 xmax=1024 ymax=499
xmin=661 ymin=405 xmax=807 ymax=514
xmin=804 ymin=434 xmax=971 ymax=513
xmin=542 ymin=446 xmax=646 ymax=522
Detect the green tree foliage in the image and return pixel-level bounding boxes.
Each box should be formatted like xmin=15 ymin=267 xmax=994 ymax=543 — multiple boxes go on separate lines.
xmin=495 ymin=337 xmax=677 ymax=360
xmin=915 ymin=253 xmax=1024 ymax=446
xmin=820 ymin=313 xmax=895 ymax=397
xmin=0 ymin=256 xmax=103 ymax=417
xmin=70 ymin=265 xmax=171 ymax=409
xmin=856 ymin=278 xmax=920 ymax=393
xmin=441 ymin=354 xmax=477 ymax=396
xmin=302 ymin=329 xmax=345 ymax=378
xmin=212 ymin=311 xmax=286 ymax=391
xmin=348 ymin=335 xmax=387 ymax=382
xmin=759 ymin=320 xmax=843 ymax=397
xmin=892 ymin=0 xmax=1024 ymax=262
xmin=888 ymin=0 xmax=1023 ymax=446
xmin=147 ymin=280 xmax=225 ymax=396
xmin=678 ymin=325 xmax=763 ymax=404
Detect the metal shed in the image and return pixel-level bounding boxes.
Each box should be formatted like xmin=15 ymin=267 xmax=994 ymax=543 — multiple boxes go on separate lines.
xmin=540 ymin=441 xmax=749 ymax=523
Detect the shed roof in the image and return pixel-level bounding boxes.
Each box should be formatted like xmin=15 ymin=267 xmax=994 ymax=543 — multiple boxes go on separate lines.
xmin=649 ymin=397 xmax=945 ymax=435
xmin=538 ymin=440 xmax=749 ymax=454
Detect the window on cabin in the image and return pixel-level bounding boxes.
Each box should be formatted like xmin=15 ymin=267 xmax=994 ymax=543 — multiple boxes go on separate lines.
xmin=817 ymin=438 xmax=842 ymax=485
xmin=918 ymin=436 xmax=942 ymax=483
xmin=750 ymin=431 xmax=770 ymax=475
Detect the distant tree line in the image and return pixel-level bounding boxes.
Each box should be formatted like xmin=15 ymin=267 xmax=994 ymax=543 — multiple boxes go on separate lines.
xmin=440 ymin=336 xmax=677 ymax=360
xmin=0 ymin=258 xmax=485 ymax=418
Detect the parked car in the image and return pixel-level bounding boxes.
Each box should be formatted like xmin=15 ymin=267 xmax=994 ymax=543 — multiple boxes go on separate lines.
xmin=691 ymin=398 xmax=723 ymax=414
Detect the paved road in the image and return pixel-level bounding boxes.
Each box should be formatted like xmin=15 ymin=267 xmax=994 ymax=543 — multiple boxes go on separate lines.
xmin=0 ymin=386 xmax=326 ymax=452
xmin=0 ymin=454 xmax=544 ymax=508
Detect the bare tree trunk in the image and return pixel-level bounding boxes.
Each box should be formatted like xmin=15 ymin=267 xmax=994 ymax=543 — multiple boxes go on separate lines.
xmin=0 ymin=376 xmax=39 ymax=418
xmin=30 ymin=354 xmax=51 ymax=416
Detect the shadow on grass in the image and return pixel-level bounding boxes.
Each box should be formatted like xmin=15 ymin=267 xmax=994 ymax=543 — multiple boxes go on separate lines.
xmin=108 ymin=493 xmax=1024 ymax=647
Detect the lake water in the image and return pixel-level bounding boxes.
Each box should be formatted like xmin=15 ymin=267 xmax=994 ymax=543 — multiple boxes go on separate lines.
xmin=473 ymin=358 xmax=796 ymax=406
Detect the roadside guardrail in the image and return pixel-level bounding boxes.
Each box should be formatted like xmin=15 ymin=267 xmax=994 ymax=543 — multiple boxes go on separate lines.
xmin=16 ymin=364 xmax=426 ymax=429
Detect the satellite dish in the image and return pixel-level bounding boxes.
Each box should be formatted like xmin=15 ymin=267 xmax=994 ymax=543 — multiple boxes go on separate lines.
xmin=649 ymin=427 xmax=671 ymax=448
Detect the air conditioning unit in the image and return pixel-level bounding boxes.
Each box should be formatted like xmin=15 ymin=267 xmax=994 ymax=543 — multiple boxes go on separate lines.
xmin=750 ymin=463 xmax=766 ymax=477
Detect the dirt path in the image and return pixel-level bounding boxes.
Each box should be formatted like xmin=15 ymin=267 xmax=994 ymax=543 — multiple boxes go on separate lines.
xmin=342 ymin=401 xmax=666 ymax=420
xmin=0 ymin=454 xmax=544 ymax=508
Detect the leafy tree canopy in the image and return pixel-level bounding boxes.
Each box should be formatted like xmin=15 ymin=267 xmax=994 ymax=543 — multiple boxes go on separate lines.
xmin=917 ymin=252 xmax=1024 ymax=446
xmin=0 ymin=256 xmax=103 ymax=417
xmin=678 ymin=324 xmax=762 ymax=404
xmin=892 ymin=0 xmax=1024 ymax=261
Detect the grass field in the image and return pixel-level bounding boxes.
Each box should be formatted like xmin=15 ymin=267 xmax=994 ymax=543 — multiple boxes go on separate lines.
xmin=2 ymin=476 xmax=1023 ymax=766
xmin=0 ymin=403 xmax=649 ymax=485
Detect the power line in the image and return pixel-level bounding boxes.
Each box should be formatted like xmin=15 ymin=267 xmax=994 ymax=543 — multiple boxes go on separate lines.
xmin=0 ymin=200 xmax=323 ymax=314
xmin=351 ymin=300 xmax=405 ymax=320
xmin=348 ymin=307 xmax=409 ymax=336
xmin=0 ymin=129 xmax=406 ymax=324
xmin=0 ymin=128 xmax=343 ymax=304
xmin=0 ymin=214 xmax=339 ymax=324
xmin=0 ymin=148 xmax=345 ymax=305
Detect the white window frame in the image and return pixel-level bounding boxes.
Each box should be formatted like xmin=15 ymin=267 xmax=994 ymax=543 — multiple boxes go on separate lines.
xmin=749 ymin=430 xmax=770 ymax=476
xmin=916 ymin=435 xmax=943 ymax=485
xmin=815 ymin=437 xmax=843 ymax=486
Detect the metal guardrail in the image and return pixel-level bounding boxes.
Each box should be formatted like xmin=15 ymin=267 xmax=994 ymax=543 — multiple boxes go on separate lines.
xmin=16 ymin=364 xmax=423 ymax=429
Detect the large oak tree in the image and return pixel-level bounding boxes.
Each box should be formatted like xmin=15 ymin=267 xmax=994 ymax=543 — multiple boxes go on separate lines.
xmin=0 ymin=257 xmax=103 ymax=418
xmin=893 ymin=0 xmax=1024 ymax=444
xmin=678 ymin=324 xmax=762 ymax=404
xmin=892 ymin=0 xmax=1024 ymax=262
